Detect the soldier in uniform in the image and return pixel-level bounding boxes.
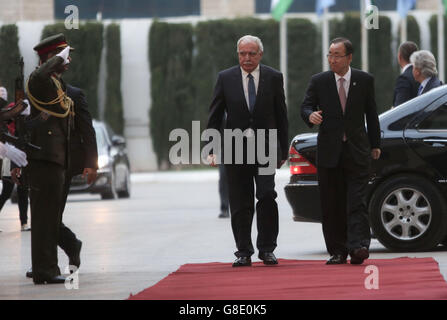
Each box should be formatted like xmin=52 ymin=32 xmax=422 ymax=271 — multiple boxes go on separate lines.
xmin=12 ymin=34 xmax=95 ymax=284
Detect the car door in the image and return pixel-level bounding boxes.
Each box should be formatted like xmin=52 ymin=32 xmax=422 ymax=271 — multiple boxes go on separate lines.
xmin=404 ymin=99 xmax=447 ymax=179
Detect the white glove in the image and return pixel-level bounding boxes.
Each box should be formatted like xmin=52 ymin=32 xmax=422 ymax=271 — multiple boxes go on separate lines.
xmin=56 ymin=46 xmax=70 ymax=65
xmin=0 ymin=87 xmax=7 ymax=101
xmin=21 ymin=99 xmax=31 ymax=116
xmin=0 ymin=143 xmax=27 ymax=167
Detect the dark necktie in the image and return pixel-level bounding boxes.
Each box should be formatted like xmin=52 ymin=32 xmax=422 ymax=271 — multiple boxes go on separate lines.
xmin=418 ymin=84 xmax=424 ymax=96
xmin=247 ymin=73 xmax=256 ymax=113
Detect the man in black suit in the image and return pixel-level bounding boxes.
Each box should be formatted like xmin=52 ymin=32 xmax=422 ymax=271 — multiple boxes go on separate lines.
xmin=207 ymin=35 xmax=288 ymax=267
xmin=393 ymin=41 xmax=419 ymax=107
xmin=301 ymin=38 xmax=381 ymax=265
xmin=410 ymin=50 xmax=443 ymax=95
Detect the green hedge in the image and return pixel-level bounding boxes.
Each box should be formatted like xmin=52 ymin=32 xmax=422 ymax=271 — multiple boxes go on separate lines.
xmin=369 ymin=15 xmax=398 ymax=112
xmin=0 ymin=25 xmax=21 ymax=100
xmin=149 ymin=21 xmax=194 ymax=168
xmin=104 ymin=23 xmax=124 ymax=135
xmin=429 ymin=15 xmax=447 ymax=81
xmin=330 ymin=13 xmax=398 ymax=111
xmin=41 ymin=22 xmax=104 ymax=119
xmin=287 ymin=18 xmax=320 ymax=139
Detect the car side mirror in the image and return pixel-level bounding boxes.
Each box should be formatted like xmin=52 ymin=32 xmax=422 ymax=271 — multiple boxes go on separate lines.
xmin=111 ymin=135 xmax=126 ymax=147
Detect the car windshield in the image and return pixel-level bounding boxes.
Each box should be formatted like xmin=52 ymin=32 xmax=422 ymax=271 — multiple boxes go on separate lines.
xmin=93 ymin=124 xmax=108 ymax=156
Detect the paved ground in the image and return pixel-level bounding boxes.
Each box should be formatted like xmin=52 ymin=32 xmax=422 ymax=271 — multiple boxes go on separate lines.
xmin=0 ymin=168 xmax=446 ymax=300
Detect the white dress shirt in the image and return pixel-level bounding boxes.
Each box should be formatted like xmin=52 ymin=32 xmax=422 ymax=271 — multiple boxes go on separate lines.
xmin=334 ymin=67 xmax=351 ymax=97
xmin=241 ymin=65 xmax=260 ymax=110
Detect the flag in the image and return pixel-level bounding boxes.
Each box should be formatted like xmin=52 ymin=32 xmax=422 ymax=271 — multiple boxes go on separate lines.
xmin=316 ymin=0 xmax=335 ymax=17
xmin=271 ymin=0 xmax=294 ymax=21
xmin=397 ymin=0 xmax=416 ymax=18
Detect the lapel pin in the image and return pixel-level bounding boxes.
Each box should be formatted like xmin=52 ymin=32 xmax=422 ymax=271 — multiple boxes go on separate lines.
xmin=353 ymin=82 xmax=357 ymax=86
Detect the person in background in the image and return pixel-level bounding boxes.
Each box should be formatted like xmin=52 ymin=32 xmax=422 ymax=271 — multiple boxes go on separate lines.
xmin=393 ymin=41 xmax=419 ymax=107
xmin=0 ymin=87 xmax=30 ymax=232
xmin=410 ymin=50 xmax=442 ymax=96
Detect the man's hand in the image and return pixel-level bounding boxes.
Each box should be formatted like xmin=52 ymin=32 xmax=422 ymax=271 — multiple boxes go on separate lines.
xmin=207 ymin=154 xmax=217 ymax=167
xmin=309 ymin=110 xmax=323 ymax=125
xmin=11 ymin=167 xmax=22 ymax=185
xmin=371 ymin=148 xmax=381 ymax=160
xmin=82 ymin=168 xmax=98 ymax=185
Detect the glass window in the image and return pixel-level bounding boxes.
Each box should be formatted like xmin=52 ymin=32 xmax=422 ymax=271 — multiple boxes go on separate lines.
xmin=418 ymin=104 xmax=447 ymax=130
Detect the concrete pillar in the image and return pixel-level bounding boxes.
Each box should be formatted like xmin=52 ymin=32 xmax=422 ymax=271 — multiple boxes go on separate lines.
xmin=201 ymin=0 xmax=255 ymax=18
xmin=120 ymin=19 xmax=157 ymax=172
xmin=0 ymin=0 xmax=53 ymax=23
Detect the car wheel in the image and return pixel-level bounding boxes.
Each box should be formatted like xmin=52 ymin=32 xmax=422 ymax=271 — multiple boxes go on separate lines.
xmin=117 ymin=167 xmax=131 ymax=199
xmin=101 ymin=170 xmax=117 ymax=200
xmin=369 ymin=174 xmax=447 ymax=251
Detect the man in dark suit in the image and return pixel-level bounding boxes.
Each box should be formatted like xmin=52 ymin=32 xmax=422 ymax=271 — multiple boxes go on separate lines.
xmin=393 ymin=41 xmax=419 ymax=107
xmin=301 ymin=38 xmax=381 ymax=265
xmin=410 ymin=50 xmax=443 ymax=96
xmin=207 ymin=35 xmax=288 ymax=267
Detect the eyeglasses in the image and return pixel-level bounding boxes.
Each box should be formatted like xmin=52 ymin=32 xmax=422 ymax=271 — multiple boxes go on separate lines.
xmin=326 ymin=54 xmax=349 ymax=61
xmin=238 ymin=51 xmax=259 ymax=57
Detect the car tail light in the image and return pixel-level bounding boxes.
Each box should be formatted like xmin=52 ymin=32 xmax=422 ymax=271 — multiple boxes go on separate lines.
xmin=289 ymin=146 xmax=317 ymax=175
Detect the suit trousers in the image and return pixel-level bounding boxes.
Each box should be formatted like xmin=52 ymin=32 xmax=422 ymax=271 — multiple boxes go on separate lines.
xmin=28 ymin=160 xmax=66 ymax=281
xmin=317 ymin=142 xmax=371 ymax=257
xmin=225 ymin=164 xmax=278 ymax=257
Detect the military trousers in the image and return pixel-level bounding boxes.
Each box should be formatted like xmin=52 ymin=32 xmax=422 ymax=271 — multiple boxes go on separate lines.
xmin=28 ymin=160 xmax=66 ymax=281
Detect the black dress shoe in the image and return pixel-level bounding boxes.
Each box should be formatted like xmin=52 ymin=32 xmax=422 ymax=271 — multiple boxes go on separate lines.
xmin=326 ymin=254 xmax=347 ymax=265
xmin=33 ymin=275 xmax=66 ymax=285
xmin=232 ymin=256 xmax=252 ymax=267
xmin=69 ymin=240 xmax=82 ymax=269
xmin=26 ymin=268 xmax=33 ymax=279
xmin=350 ymin=247 xmax=369 ymax=265
xmin=258 ymin=252 xmax=278 ymax=265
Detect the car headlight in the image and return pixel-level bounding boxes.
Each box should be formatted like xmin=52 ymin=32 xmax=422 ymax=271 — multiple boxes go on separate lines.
xmin=97 ymin=155 xmax=110 ymax=169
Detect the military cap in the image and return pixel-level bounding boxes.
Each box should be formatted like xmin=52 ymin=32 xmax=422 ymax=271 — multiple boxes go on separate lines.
xmin=33 ymin=33 xmax=75 ymax=56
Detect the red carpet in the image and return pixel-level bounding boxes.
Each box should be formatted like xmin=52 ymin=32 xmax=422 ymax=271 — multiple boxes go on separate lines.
xmin=128 ymin=258 xmax=447 ymax=300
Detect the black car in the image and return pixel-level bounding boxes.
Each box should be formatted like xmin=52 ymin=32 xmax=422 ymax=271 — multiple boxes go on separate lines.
xmin=285 ymin=85 xmax=447 ymax=251
xmin=69 ymin=120 xmax=131 ymax=200
xmin=11 ymin=120 xmax=131 ymax=202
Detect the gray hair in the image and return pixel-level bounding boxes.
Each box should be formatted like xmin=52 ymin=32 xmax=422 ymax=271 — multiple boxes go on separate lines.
xmin=237 ymin=35 xmax=264 ymax=53
xmin=410 ymin=50 xmax=438 ymax=78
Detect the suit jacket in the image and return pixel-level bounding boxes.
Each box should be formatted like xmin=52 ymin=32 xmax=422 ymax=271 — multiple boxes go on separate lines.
xmin=301 ymin=68 xmax=381 ymax=168
xmin=421 ymin=76 xmax=442 ymax=95
xmin=393 ymin=65 xmax=419 ymax=106
xmin=207 ymin=64 xmax=288 ymax=164
xmin=26 ymin=55 xmax=70 ymax=167
xmin=67 ymin=85 xmax=98 ymax=176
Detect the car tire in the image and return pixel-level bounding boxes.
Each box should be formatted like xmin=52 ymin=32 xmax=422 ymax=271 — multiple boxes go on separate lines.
xmin=117 ymin=167 xmax=131 ymax=199
xmin=101 ymin=170 xmax=117 ymax=200
xmin=369 ymin=174 xmax=447 ymax=252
